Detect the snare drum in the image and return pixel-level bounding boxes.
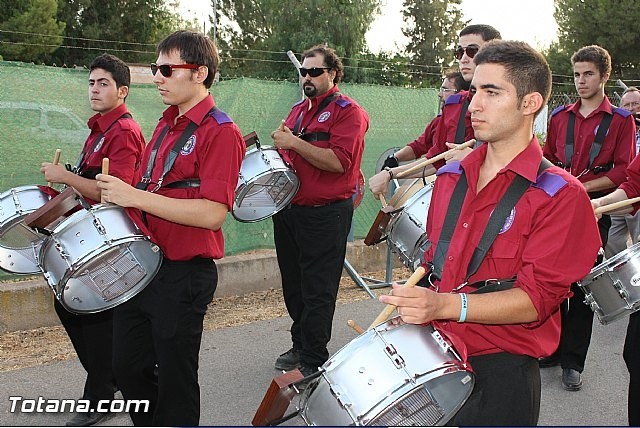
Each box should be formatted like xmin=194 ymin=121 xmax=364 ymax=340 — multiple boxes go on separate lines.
xmin=386 ymin=183 xmax=434 ymax=270
xmin=300 ymin=318 xmax=474 ymax=426
xmin=38 ymin=204 xmax=162 ymax=314
xmin=579 ymin=242 xmax=640 ymax=324
xmin=233 ymin=146 xmax=300 ymax=222
xmin=0 ymin=186 xmax=52 ymax=274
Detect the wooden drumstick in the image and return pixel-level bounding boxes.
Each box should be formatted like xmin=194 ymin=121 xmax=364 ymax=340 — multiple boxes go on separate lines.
xmin=347 ymin=319 xmax=365 ymax=334
xmin=47 ymin=149 xmax=62 ymax=187
xmin=368 ymin=266 xmax=427 ymax=329
xmin=595 ymin=196 xmax=640 ymax=215
xmin=379 ymin=194 xmax=387 ymax=208
xmin=278 ymin=120 xmax=286 ymax=132
xmin=100 ymin=158 xmax=109 ymax=203
xmin=396 ymin=139 xmax=476 ymax=179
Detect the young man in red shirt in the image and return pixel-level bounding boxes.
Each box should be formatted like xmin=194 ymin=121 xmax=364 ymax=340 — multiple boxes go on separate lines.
xmin=380 ymin=40 xmax=601 ymax=425
xmin=40 ymin=53 xmax=145 ymax=427
xmin=96 ymin=31 xmax=245 ymax=426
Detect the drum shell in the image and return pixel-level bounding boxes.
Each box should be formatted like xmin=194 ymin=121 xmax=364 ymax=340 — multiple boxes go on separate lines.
xmin=39 ymin=204 xmax=162 ymax=313
xmin=387 ymin=183 xmax=433 ymax=270
xmin=579 ymin=242 xmax=640 ymax=324
xmin=301 ymin=319 xmax=474 ymax=426
xmin=0 ymin=185 xmax=51 ymax=274
xmin=233 ymin=146 xmax=300 ymax=222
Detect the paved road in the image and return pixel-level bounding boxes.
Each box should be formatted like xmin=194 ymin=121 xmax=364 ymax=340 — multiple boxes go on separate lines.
xmin=0 ymin=297 xmax=630 ymax=426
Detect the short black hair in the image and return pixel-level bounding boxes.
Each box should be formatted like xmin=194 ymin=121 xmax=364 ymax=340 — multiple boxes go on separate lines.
xmin=89 ymin=53 xmax=130 ymax=88
xmin=459 ymin=24 xmax=502 ymax=42
xmin=571 ymin=45 xmax=612 ymax=77
xmin=302 ymin=45 xmax=344 ymax=84
xmin=157 ymin=30 xmax=219 ymax=89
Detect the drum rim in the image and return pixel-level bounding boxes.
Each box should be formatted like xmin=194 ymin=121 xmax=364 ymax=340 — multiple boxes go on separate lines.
xmin=232 ymin=173 xmax=300 ymax=222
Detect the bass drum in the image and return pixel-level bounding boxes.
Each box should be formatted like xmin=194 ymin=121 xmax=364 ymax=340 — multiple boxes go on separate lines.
xmin=300 ymin=318 xmax=474 ymax=426
xmin=0 ymin=185 xmax=52 ymax=274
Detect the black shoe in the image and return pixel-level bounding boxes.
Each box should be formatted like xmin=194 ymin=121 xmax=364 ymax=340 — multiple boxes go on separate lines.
xmin=538 ymin=355 xmax=560 ymax=368
xmin=295 ymin=363 xmax=320 ymax=391
xmin=275 ymin=348 xmax=300 ymax=371
xmin=561 ymin=368 xmax=583 ymax=391
xmin=65 ymin=411 xmax=110 ymax=427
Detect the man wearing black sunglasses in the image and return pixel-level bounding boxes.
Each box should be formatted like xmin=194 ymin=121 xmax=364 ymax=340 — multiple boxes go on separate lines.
xmin=96 ymin=30 xmax=245 ymax=426
xmin=270 ymin=45 xmax=369 ymax=388
xmin=369 ymin=24 xmax=501 ymax=198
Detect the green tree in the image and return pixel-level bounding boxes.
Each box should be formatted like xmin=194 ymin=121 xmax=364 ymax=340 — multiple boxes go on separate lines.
xmin=553 ymin=0 xmax=640 ymax=81
xmin=215 ymin=0 xmax=381 ymax=81
xmin=401 ymin=0 xmax=466 ymax=87
xmin=0 ymin=0 xmax=65 ymax=63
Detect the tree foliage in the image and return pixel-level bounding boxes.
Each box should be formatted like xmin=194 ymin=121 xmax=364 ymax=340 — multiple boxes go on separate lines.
xmin=214 ymin=0 xmax=381 ymax=81
xmin=401 ymin=0 xmax=466 ymax=87
xmin=0 ymin=0 xmax=65 ymax=63
xmin=553 ymin=0 xmax=640 ymax=81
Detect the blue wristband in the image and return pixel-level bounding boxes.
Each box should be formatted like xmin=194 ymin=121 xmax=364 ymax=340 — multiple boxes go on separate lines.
xmin=458 ymin=293 xmax=468 ymax=323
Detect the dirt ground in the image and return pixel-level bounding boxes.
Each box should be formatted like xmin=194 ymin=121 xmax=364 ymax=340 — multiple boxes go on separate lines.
xmin=0 ymin=268 xmax=411 ymax=373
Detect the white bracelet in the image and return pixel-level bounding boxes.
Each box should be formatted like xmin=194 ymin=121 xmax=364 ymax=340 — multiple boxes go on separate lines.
xmin=458 ymin=293 xmax=468 ymax=323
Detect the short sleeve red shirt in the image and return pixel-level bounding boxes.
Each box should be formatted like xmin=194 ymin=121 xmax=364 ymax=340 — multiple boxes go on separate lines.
xmin=543 ymin=97 xmax=636 ymax=188
xmin=81 ymin=104 xmax=145 ymax=204
xmin=424 ymin=139 xmax=601 ymax=358
xmin=282 ymin=86 xmax=369 ymax=206
xmin=407 ymin=115 xmax=440 ymax=158
xmin=127 ymin=94 xmax=245 ymax=260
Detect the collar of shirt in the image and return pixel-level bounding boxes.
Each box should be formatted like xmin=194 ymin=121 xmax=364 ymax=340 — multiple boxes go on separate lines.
xmin=162 ymin=93 xmax=216 ymax=127
xmin=460 ymin=136 xmax=544 ymax=191
xmin=88 ymin=103 xmax=130 ymax=132
xmin=569 ymin=96 xmax=613 ymax=118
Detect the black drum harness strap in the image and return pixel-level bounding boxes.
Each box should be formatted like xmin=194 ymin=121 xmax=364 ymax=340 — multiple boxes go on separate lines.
xmin=560 ymin=111 xmax=614 ymax=176
xmin=454 ymin=99 xmax=470 ymax=145
xmin=428 ymin=158 xmax=553 ymax=294
xmin=292 ymin=92 xmax=341 ymax=143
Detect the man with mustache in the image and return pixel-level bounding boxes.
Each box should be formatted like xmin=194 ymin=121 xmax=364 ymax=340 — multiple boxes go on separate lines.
xmin=269 ymin=44 xmax=369 ymax=388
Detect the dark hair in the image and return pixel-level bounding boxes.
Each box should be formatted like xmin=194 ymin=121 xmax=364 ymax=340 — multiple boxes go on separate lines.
xmin=459 ymin=24 xmax=502 ymax=42
xmin=302 ymin=45 xmax=344 ymax=84
xmin=444 ymin=69 xmax=470 ymax=92
xmin=571 ymin=45 xmax=611 ymax=77
xmin=89 ymin=53 xmax=130 ymax=88
xmin=157 ymin=30 xmax=219 ymax=88
xmin=473 ymin=40 xmax=552 ymax=115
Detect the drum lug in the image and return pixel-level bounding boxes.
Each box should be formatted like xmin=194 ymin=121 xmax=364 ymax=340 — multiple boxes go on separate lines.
xmin=384 ymin=344 xmax=406 ymax=368
xmin=54 ymin=241 xmax=69 ymax=261
xmin=613 ymin=279 xmax=629 ymax=300
xmin=10 ymin=189 xmax=23 ymax=213
xmin=93 ymin=217 xmax=107 ymax=236
xmin=260 ymin=150 xmax=272 ymax=167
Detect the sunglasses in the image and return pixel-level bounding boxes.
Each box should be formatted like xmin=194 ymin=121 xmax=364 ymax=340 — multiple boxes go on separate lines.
xmin=299 ymin=67 xmax=330 ymax=78
xmin=150 ymin=63 xmax=199 ymax=78
xmin=454 ymin=45 xmax=480 ymax=60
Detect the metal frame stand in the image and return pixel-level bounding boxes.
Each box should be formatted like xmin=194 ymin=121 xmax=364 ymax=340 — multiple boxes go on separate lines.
xmin=343 ymin=243 xmax=397 ymax=299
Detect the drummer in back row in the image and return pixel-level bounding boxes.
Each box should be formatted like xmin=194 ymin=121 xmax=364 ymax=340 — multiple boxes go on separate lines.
xmin=380 ymin=40 xmax=601 ymax=425
xmin=269 ymin=44 xmax=369 ymax=389
xmin=40 ymin=53 xmax=145 ymax=427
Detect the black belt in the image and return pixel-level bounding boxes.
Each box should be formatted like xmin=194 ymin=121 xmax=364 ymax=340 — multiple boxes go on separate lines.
xmin=164 ymin=179 xmax=201 ymax=189
xmin=291 ymin=198 xmax=352 ymax=209
xmin=300 ymin=132 xmax=330 ymax=143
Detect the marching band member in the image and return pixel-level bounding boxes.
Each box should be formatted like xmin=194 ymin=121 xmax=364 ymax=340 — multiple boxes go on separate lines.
xmin=380 ymin=40 xmax=601 ymax=425
xmin=96 ymin=30 xmax=245 ymax=426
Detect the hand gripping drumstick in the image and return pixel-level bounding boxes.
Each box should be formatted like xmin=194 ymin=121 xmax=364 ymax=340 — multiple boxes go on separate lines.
xmin=47 ymin=149 xmax=62 ymax=187
xmin=347 ymin=319 xmax=365 ymax=334
xmin=594 ymin=196 xmax=640 ymax=215
xmin=368 ymin=266 xmax=427 ymax=329
xmin=395 ymin=139 xmax=476 ymax=179
xmin=100 ymin=158 xmax=109 ymax=203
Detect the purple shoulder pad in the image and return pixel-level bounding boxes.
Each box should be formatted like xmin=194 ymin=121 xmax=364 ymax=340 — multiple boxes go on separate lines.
xmin=532 ymin=171 xmax=568 ymax=197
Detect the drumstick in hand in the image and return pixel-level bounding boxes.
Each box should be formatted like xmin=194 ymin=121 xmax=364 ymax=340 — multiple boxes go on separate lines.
xmin=347 ymin=319 xmax=365 ymax=334
xmin=379 ymin=194 xmax=387 ymax=208
xmin=368 ymin=266 xmax=427 ymax=329
xmin=278 ymin=120 xmax=286 ymax=132
xmin=47 ymin=149 xmax=62 ymax=187
xmin=595 ymin=196 xmax=640 ymax=215
xmin=396 ymin=139 xmax=476 ymax=179
xmin=100 ymin=158 xmax=109 ymax=203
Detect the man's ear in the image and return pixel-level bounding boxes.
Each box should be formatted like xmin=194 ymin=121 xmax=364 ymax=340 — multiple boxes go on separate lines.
xmin=522 ymin=92 xmax=544 ymax=116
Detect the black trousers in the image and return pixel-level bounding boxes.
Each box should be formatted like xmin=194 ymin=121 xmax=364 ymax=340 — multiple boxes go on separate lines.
xmin=624 ymin=311 xmax=640 ymax=426
xmin=556 ymin=215 xmax=610 ymax=372
xmin=272 ymin=199 xmax=353 ymax=368
xmin=112 ymin=257 xmax=217 ymax=426
xmin=54 ymin=299 xmax=116 ymax=406
xmin=447 ymin=352 xmax=541 ymax=426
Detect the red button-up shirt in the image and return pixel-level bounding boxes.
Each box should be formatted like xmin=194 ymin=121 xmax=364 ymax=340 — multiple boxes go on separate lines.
xmin=544 ymin=97 xmax=636 ymax=187
xmin=408 ymin=115 xmax=440 ymax=158
xmin=283 ymin=86 xmax=369 ymax=206
xmin=127 ymin=94 xmax=245 ymax=260
xmin=425 ymin=139 xmax=601 ymax=358
xmin=82 ymin=104 xmax=145 ymax=204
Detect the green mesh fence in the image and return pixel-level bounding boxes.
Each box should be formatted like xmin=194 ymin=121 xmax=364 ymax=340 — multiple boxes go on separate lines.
xmin=0 ymin=61 xmax=439 ymax=280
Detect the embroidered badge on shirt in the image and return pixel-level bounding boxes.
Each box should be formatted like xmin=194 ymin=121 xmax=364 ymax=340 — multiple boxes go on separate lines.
xmin=318 ymin=111 xmax=331 ymax=123
xmin=499 ymin=207 xmax=516 ymax=234
xmin=94 ymin=137 xmax=105 ymax=152
xmin=181 ymin=135 xmax=196 ymax=155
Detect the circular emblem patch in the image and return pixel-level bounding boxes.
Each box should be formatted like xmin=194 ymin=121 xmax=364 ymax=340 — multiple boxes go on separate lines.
xmin=93 ymin=137 xmax=105 ymax=152
xmin=181 ymin=135 xmax=196 ymax=155
xmin=318 ymin=111 xmax=331 ymax=123
xmin=498 ymin=207 xmax=516 ymax=234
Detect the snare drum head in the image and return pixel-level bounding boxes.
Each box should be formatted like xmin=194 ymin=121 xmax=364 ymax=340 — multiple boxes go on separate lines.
xmin=233 ymin=146 xmax=300 ymax=222
xmin=0 ymin=186 xmax=51 ymax=274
